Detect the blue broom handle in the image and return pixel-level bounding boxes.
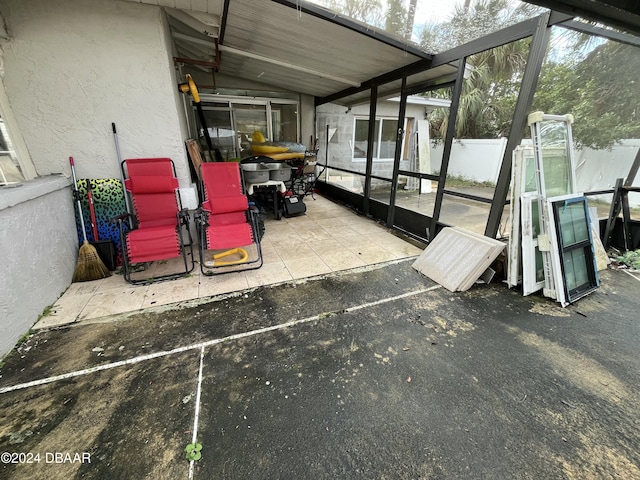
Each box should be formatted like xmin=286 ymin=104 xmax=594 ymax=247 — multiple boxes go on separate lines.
xmin=69 ymin=156 xmax=89 ymax=244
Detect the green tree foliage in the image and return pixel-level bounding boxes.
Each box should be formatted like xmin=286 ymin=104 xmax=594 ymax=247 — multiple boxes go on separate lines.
xmin=320 ymin=0 xmax=384 ymax=28
xmin=319 ymin=0 xmax=640 ymax=149
xmin=451 ymin=39 xmax=530 ymax=139
xmin=422 ymin=1 xmax=640 ymax=149
xmin=422 ymin=0 xmax=538 ymax=140
xmin=420 ymin=0 xmax=541 ymax=53
xmin=318 ymin=0 xmax=415 ymax=41
xmin=533 ymin=40 xmax=640 ymax=149
xmin=386 ymin=0 xmax=407 ymax=38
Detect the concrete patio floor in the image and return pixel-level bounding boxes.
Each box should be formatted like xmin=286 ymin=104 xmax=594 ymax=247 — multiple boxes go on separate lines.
xmin=1 ymin=246 xmax=639 ymax=478
xmin=34 ymin=194 xmax=424 ymax=330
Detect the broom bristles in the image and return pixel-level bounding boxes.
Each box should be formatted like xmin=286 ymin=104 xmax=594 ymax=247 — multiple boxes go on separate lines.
xmin=73 ymin=241 xmax=112 ymax=282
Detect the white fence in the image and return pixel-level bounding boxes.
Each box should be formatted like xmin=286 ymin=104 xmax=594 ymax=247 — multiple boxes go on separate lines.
xmin=430 ymin=139 xmax=640 ymax=206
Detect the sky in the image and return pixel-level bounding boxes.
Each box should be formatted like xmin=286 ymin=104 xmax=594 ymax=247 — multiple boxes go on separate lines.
xmin=413 ymin=0 xmax=460 ymax=23
xmin=305 ymin=0 xmax=461 ymax=44
xmin=306 ymin=0 xmax=460 ymax=25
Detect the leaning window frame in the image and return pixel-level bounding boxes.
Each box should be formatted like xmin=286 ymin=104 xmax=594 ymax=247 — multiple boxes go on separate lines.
xmin=546 ymin=194 xmax=600 ymax=306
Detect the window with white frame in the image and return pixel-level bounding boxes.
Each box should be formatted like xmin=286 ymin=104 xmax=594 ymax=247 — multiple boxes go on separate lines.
xmin=353 ymin=117 xmax=403 ymax=162
xmin=0 ymin=82 xmax=36 ymax=185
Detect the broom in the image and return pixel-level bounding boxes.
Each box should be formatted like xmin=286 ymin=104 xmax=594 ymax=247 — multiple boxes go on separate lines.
xmin=70 ymin=156 xmax=111 ymax=282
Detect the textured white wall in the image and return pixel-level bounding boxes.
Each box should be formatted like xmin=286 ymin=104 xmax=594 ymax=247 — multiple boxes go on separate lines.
xmin=0 ymin=0 xmax=194 ymax=358
xmin=0 ymin=0 xmax=190 ymax=185
xmin=0 ymin=177 xmax=77 ymax=358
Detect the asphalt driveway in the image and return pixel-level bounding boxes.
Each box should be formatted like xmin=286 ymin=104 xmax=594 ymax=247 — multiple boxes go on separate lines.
xmin=1 ymin=260 xmax=639 ymax=479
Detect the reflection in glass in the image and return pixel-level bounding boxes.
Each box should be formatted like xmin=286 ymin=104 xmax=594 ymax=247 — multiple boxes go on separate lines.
xmin=557 ymin=202 xmax=589 ymax=246
xmin=535 ymin=247 xmax=545 ymax=283
xmin=563 ymin=248 xmax=590 ymax=292
xmin=550 ymin=196 xmax=599 ymax=303
xmin=232 ymin=103 xmax=268 ymax=153
xmin=538 ymin=120 xmax=574 ymax=197
xmin=524 ymin=154 xmax=537 ymax=193
xmin=379 ymin=119 xmax=398 ymax=159
xmin=531 ymin=200 xmax=540 ymax=237
xmin=199 ymin=108 xmax=236 ymax=160
xmin=271 ymin=103 xmax=298 ymax=142
xmin=0 ymin=115 xmax=25 ymax=184
xmin=324 ymin=168 xmax=364 ymax=195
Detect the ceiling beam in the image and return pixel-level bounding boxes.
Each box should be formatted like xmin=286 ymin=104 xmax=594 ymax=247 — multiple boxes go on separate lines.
xmin=270 ymin=0 xmax=432 ymax=60
xmin=164 ymin=7 xmax=218 ymax=37
xmin=217 ymin=45 xmax=361 ymax=88
xmin=175 ymin=40 xmax=214 ymax=60
xmin=172 ymin=32 xmax=217 ymax=49
xmin=526 ymin=0 xmax=640 ymax=33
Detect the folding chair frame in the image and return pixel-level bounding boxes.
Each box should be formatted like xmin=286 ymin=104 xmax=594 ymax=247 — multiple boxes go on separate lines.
xmin=116 ymin=158 xmax=195 ymax=285
xmin=195 ymin=164 xmax=264 ymax=276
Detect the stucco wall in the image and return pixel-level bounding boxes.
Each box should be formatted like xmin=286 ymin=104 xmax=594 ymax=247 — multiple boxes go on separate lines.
xmin=0 ymin=0 xmax=194 ymax=358
xmin=0 ymin=0 xmax=190 ymax=184
xmin=0 ymin=176 xmax=77 ymax=358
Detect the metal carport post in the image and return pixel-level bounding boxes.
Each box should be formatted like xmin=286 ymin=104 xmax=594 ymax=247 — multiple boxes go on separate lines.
xmin=429 ymin=60 xmax=466 ymax=241
xmin=484 ymin=11 xmax=553 ymax=238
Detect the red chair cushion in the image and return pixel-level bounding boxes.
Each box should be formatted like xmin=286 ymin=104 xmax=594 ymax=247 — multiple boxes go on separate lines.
xmin=133 ymin=192 xmax=179 ymax=228
xmin=201 ymin=163 xmax=243 ymax=197
xmin=126 ymin=225 xmax=180 ymax=263
xmin=203 ymin=196 xmax=248 ymax=215
xmin=207 ymin=212 xmax=247 ymax=226
xmin=126 ymin=176 xmax=178 ymax=194
xmin=206 ymin=223 xmax=253 ymax=250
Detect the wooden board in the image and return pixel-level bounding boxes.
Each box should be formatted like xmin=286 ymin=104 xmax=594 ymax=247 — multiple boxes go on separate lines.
xmin=186 ymin=139 xmax=204 ymax=179
xmin=412 ymin=227 xmax=506 ymax=292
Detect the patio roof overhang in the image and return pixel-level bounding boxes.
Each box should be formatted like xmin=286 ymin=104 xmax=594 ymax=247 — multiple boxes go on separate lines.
xmin=125 ymin=0 xmax=640 ymax=104
xmin=129 ymin=0 xmax=459 ymax=101
xmin=525 ymin=0 xmax=640 ymax=34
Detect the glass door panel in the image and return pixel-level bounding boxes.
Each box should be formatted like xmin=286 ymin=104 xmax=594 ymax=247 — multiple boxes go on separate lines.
xmin=232 ymin=103 xmax=268 ymax=157
xmin=199 ymin=108 xmax=236 ymax=160
xmin=271 ymin=103 xmax=298 ymax=142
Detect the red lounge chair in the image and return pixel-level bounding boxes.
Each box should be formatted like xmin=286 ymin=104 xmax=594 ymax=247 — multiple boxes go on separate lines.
xmin=196 ymin=162 xmax=263 ymax=275
xmin=116 ymin=158 xmax=194 ymax=284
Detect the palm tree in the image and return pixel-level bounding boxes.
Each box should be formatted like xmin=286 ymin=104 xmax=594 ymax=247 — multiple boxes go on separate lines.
xmin=405 ymin=0 xmax=418 ymax=40
xmin=422 ymin=0 xmax=541 ymax=139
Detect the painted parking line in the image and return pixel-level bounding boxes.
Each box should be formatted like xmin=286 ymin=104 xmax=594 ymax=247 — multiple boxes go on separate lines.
xmin=188 ymin=346 xmax=206 ymax=480
xmin=0 ymin=285 xmax=442 ymax=395
xmin=623 ymin=269 xmax=640 ymax=282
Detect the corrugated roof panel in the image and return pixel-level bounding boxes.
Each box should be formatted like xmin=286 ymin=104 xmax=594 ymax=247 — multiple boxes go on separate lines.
xmin=325 ymin=64 xmax=459 ymax=106
xmin=127 ymin=0 xmax=456 ymax=99
xmin=132 ymin=0 xmax=223 ymax=15
xmin=218 ymin=50 xmax=347 ymax=96
xmin=220 ymin=0 xmax=425 ymax=94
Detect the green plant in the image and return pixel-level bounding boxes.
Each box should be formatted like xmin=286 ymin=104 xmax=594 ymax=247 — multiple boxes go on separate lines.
xmin=439 ymin=172 xmax=496 ymax=189
xmin=185 ymin=442 xmax=202 ymax=461
xmin=616 ymin=250 xmax=640 ymax=270
xmin=16 ymin=329 xmax=34 ymax=346
xmin=37 ymin=305 xmax=53 ymax=322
